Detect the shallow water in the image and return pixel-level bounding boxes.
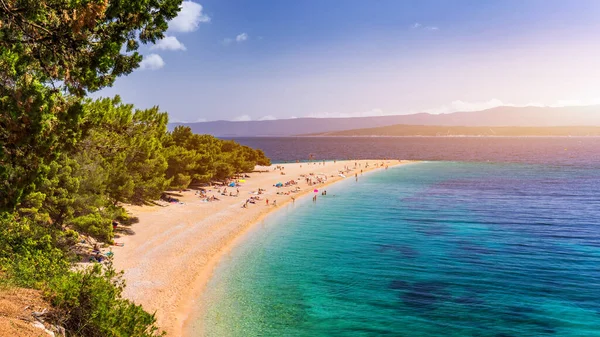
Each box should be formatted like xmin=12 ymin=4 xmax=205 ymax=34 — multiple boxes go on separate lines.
xmin=199 ymin=161 xmax=600 ymax=336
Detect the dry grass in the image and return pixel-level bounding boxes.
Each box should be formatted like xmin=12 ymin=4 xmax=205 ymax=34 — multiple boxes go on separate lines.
xmin=0 ymin=286 xmax=52 ymax=337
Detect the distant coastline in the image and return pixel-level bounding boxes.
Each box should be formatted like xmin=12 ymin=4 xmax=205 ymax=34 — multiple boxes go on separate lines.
xmin=171 ymin=105 xmax=600 ymax=137
xmin=304 ymin=125 xmax=600 ymax=137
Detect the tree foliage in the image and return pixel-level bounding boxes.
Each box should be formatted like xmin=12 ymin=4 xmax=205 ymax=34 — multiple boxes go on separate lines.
xmin=80 ymin=96 xmax=170 ymax=204
xmin=1 ymin=96 xmax=271 ymax=333
xmin=0 ymin=0 xmax=182 ymax=94
xmin=163 ymin=126 xmax=271 ymax=188
xmin=0 ymin=0 xmax=182 ymax=210
xmin=9 ymin=96 xmax=271 ymax=244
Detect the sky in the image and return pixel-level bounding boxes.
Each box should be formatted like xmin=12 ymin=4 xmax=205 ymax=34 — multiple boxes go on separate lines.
xmin=94 ymin=0 xmax=600 ymax=122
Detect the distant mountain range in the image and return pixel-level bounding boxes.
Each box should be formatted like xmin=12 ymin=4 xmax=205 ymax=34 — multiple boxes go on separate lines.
xmin=171 ymin=105 xmax=600 ymax=137
xmin=308 ymin=125 xmax=600 ymax=137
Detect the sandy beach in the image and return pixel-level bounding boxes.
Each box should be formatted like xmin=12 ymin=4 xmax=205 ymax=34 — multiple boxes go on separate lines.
xmin=112 ymin=159 xmax=411 ymax=336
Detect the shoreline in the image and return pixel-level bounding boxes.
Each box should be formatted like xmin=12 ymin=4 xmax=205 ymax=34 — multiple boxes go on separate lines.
xmin=183 ymin=160 xmax=418 ymax=336
xmin=112 ymin=160 xmax=415 ymax=336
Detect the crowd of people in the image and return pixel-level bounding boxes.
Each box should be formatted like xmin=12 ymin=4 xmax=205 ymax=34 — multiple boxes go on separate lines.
xmin=194 ymin=189 xmax=221 ymax=202
xmin=301 ymin=173 xmax=328 ymax=186
xmin=277 ymin=186 xmax=301 ymax=196
xmin=188 ymin=160 xmax=395 ymax=210
xmin=274 ymin=179 xmax=299 ymax=188
xmin=243 ymin=195 xmax=263 ymax=208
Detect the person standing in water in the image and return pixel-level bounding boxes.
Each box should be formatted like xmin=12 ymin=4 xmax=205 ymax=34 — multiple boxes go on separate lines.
xmin=355 ymin=173 xmax=358 ymax=181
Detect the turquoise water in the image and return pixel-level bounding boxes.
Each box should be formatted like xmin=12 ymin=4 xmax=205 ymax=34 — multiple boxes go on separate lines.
xmin=199 ymin=162 xmax=600 ymax=336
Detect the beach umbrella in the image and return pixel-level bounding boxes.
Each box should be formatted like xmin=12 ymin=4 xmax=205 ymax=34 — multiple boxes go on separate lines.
xmin=229 ymin=182 xmax=235 ymax=187
xmin=314 ymin=189 xmax=318 ymax=192
xmin=239 ymin=179 xmax=246 ymax=183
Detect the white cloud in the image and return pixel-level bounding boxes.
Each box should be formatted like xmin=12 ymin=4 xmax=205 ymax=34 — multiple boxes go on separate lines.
xmin=170 ymin=117 xmax=207 ymax=123
xmin=420 ymin=98 xmax=600 ymax=115
xmin=424 ymin=99 xmax=507 ymax=114
xmin=232 ymin=115 xmax=252 ymax=121
xmin=417 ymin=98 xmax=600 ymax=115
xmin=306 ymin=109 xmax=385 ymax=118
xmin=169 ymin=1 xmax=210 ymax=33
xmin=411 ymin=23 xmax=439 ymax=31
xmin=151 ymin=36 xmax=186 ymax=51
xmin=236 ymin=33 xmax=248 ymax=42
xmin=304 ymin=98 xmax=600 ymax=119
xmin=222 ymin=33 xmax=249 ymax=46
xmin=197 ymin=99 xmax=600 ymax=122
xmin=139 ymin=54 xmax=165 ymax=70
xmin=304 ymin=99 xmax=593 ymax=119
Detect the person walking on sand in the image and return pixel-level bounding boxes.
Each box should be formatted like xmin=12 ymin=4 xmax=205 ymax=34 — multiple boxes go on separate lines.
xmin=273 ymin=200 xmax=277 ymax=206
xmin=266 ymin=199 xmax=269 ymax=206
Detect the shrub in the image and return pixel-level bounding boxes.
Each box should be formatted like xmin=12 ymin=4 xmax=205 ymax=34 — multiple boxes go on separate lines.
xmin=0 ymin=215 xmax=69 ymax=288
xmin=47 ymin=262 xmax=164 ymax=337
xmin=70 ymin=213 xmax=113 ymax=243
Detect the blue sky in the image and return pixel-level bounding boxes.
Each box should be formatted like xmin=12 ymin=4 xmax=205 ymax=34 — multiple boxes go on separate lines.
xmin=95 ymin=0 xmax=600 ymax=122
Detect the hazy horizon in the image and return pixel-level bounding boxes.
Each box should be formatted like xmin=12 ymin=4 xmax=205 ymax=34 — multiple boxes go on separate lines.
xmin=170 ymin=104 xmax=600 ymax=123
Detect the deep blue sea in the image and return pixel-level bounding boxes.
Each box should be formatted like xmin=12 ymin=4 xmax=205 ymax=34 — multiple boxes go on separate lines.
xmin=198 ymin=138 xmax=600 ymax=336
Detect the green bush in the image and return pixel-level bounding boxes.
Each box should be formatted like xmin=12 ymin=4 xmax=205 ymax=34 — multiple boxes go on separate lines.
xmin=47 ymin=262 xmax=164 ymax=337
xmin=112 ymin=206 xmax=131 ymax=223
xmin=0 ymin=214 xmax=162 ymax=336
xmin=170 ymin=173 xmax=193 ymax=190
xmin=71 ymin=213 xmax=113 ymax=243
xmin=0 ymin=215 xmax=70 ymax=288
